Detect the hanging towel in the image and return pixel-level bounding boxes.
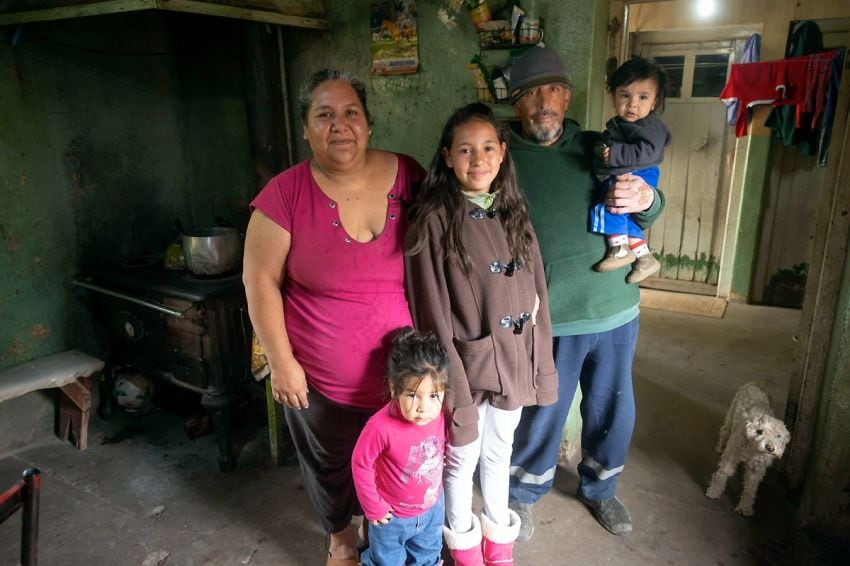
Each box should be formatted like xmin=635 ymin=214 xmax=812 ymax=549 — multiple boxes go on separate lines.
xmin=764 ymin=20 xmax=823 ymax=152
xmin=817 ymin=47 xmax=845 ymax=166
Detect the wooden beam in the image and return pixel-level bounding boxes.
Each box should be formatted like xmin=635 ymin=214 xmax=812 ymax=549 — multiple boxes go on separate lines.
xmin=154 ymin=0 xmax=328 ymax=29
xmin=0 ymin=0 xmax=329 ymax=29
xmin=639 ymin=276 xmax=718 ymax=297
xmin=0 ymin=0 xmax=154 ymax=25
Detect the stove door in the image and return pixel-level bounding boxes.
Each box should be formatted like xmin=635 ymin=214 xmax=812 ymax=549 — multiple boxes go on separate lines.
xmin=163 ymin=298 xmax=211 ymax=391
xmin=96 ymin=295 xmax=169 ymax=367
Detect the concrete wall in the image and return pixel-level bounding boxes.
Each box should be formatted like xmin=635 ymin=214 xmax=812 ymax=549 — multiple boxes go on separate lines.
xmin=0 ymin=0 xmax=606 ymax=449
xmin=0 ymin=11 xmax=254 ymax=451
xmin=295 ymin=0 xmax=606 ymax=449
xmin=284 ymin=0 xmax=606 ymax=166
xmin=799 ymin=243 xmax=850 ymax=539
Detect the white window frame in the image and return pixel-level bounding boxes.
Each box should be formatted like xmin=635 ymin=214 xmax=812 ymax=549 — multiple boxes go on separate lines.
xmin=639 ymin=41 xmax=734 ymax=102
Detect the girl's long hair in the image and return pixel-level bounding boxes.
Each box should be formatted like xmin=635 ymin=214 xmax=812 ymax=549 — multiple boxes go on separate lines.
xmin=406 ymin=103 xmax=533 ymax=274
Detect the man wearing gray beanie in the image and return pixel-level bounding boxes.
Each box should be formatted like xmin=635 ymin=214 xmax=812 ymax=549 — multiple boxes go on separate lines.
xmin=505 ymin=46 xmax=665 ymax=539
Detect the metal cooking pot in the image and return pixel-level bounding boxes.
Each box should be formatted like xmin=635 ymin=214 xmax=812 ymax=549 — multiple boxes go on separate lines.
xmin=177 ymin=220 xmax=242 ymax=276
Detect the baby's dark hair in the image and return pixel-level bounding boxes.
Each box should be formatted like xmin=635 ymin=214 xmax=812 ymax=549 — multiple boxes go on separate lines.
xmin=387 ymin=326 xmax=449 ymax=398
xmin=607 ymin=56 xmax=669 ymax=113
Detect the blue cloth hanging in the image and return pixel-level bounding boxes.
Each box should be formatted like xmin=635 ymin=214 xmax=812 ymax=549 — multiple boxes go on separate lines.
xmin=724 ymin=33 xmax=761 ymax=126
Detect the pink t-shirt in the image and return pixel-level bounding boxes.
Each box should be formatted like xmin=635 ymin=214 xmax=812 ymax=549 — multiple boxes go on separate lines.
xmin=251 ymin=154 xmax=425 ymax=408
xmin=351 ymin=403 xmax=446 ymax=520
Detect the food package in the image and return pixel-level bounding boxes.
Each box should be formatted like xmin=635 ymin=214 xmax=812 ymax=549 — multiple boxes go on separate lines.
xmin=467 ymin=56 xmax=494 ymax=103
xmin=251 ymin=332 xmax=270 ymax=380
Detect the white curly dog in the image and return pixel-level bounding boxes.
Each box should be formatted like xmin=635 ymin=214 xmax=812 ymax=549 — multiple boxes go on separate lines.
xmin=705 ymin=382 xmax=791 ymax=516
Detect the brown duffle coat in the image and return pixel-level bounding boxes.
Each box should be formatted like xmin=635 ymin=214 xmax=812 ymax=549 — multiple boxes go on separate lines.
xmin=405 ymin=199 xmax=558 ymax=446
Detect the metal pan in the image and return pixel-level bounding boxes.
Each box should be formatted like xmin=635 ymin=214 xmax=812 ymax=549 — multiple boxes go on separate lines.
xmin=176 ymin=220 xmax=242 ymax=276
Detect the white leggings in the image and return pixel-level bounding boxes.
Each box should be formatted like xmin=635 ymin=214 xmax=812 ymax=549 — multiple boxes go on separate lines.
xmin=444 ymin=400 xmax=523 ymax=533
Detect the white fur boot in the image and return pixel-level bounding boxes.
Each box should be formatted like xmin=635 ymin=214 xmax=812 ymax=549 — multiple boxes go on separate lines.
xmin=481 ymin=509 xmax=521 ymax=565
xmin=443 ymin=514 xmax=483 ymax=566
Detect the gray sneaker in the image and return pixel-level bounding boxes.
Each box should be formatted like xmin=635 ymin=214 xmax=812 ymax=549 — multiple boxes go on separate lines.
xmin=509 ymin=502 xmax=534 ymax=542
xmin=625 ymin=253 xmax=661 ymax=284
xmin=594 ymin=244 xmax=636 ymax=272
xmin=576 ymin=493 xmax=632 ymax=536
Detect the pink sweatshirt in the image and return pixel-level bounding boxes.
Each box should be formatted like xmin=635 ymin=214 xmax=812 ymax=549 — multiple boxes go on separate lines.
xmin=251 ymin=155 xmax=425 ymax=408
xmin=352 ymin=402 xmax=446 ymax=520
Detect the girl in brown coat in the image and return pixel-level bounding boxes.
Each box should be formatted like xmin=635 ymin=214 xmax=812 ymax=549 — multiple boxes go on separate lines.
xmin=405 ymin=103 xmax=558 ymax=565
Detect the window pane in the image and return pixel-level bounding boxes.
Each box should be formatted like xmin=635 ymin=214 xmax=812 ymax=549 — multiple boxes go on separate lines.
xmin=653 ymin=56 xmax=684 ymax=98
xmin=693 ymin=54 xmax=729 ymax=97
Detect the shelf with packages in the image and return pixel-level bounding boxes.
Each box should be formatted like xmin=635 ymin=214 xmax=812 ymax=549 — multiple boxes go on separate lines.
xmin=478 ymin=23 xmax=542 ymax=50
xmin=470 ymin=22 xmax=543 ymax=110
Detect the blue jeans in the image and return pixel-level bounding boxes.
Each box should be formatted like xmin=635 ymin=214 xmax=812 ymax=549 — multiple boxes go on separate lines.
xmin=359 ymin=493 xmax=444 ymax=566
xmin=509 ymin=317 xmax=639 ymax=502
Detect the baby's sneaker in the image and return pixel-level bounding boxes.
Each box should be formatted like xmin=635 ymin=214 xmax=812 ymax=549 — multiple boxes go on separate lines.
xmin=594 ymin=244 xmax=636 ymax=272
xmin=626 ymin=254 xmax=661 ymax=284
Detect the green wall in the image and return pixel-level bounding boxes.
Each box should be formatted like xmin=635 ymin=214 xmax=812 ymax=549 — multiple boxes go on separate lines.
xmin=292 ymin=0 xmax=606 ymax=448
xmin=0 ymin=12 xmax=254 ymax=367
xmin=730 ymin=136 xmax=772 ymax=299
xmin=0 ymin=0 xmax=605 ymax=450
xmin=284 ymin=0 xmax=606 ymax=166
xmin=0 ymin=12 xmax=254 ymax=450
xmin=799 ymin=236 xmax=850 ymax=539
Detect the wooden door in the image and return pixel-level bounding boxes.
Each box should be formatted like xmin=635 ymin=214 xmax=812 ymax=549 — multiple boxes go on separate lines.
xmin=636 ymin=38 xmax=738 ymax=294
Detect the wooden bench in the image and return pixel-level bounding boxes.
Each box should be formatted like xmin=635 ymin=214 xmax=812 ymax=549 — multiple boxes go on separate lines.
xmin=0 ymin=350 xmax=104 ymax=450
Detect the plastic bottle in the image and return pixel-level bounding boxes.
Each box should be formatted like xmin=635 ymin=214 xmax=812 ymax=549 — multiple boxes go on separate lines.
xmin=520 ymin=0 xmax=541 ymax=44
xmin=164 ymin=239 xmax=185 ymax=270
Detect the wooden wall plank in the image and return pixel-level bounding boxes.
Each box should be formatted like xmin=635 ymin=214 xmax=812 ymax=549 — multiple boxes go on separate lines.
xmin=752 ymin=144 xmax=784 ymax=302
xmin=752 ymin=140 xmax=825 ymax=306
xmin=693 ymin=103 xmax=725 ymax=283
xmin=678 ymin=104 xmax=707 ymax=281
xmin=783 ymin=154 xmax=819 ymax=269
xmin=705 ymin=103 xmax=732 ymax=285
xmin=657 ymin=103 xmax=692 ymax=279
xmin=647 ymin=104 xmax=676 ymax=262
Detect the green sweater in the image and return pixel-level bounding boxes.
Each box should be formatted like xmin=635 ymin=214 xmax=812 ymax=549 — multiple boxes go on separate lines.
xmin=509 ymin=119 xmax=665 ymax=336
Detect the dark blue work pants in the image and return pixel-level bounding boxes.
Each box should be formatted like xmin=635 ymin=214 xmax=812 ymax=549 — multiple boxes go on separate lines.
xmin=509 ymin=316 xmax=638 ymax=502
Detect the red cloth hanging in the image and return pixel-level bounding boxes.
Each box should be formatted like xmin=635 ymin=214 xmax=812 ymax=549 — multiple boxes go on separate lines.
xmin=719 ymin=51 xmax=837 ymax=137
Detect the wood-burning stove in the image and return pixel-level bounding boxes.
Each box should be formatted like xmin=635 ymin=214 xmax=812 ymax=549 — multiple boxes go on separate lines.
xmin=74 ymin=256 xmax=251 ymax=472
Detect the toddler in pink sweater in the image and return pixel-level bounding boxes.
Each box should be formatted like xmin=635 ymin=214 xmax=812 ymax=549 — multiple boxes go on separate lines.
xmin=352 ymin=326 xmax=449 ymax=566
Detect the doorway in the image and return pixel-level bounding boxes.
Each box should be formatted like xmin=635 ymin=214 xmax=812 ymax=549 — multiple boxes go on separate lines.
xmin=632 ymin=31 xmax=752 ymax=296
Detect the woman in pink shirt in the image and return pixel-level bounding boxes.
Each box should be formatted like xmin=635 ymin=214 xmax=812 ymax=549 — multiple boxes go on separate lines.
xmin=243 ymin=69 xmax=425 ymax=566
xmin=352 ymin=327 xmax=448 ymax=566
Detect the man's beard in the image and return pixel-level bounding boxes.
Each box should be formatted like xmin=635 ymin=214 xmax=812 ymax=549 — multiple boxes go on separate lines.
xmin=524 ymin=109 xmax=563 ymax=144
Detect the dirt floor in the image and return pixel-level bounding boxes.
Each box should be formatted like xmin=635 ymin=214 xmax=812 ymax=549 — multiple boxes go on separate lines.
xmin=2 ymin=303 xmax=850 ymax=565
